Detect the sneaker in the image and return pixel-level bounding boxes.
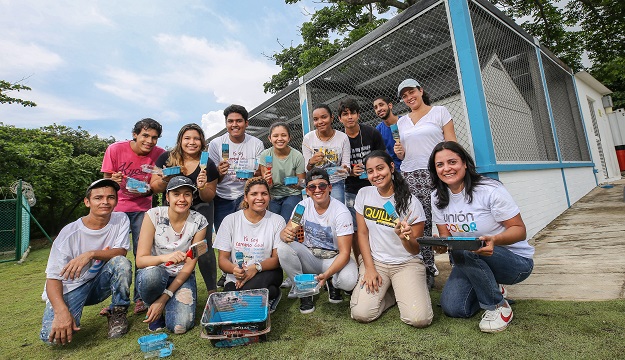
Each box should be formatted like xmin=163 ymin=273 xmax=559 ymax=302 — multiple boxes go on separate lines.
xmin=280 ymin=277 xmax=292 ymax=288
xmin=148 ymin=317 xmax=166 ymax=332
xmin=299 ymin=296 xmax=315 ymax=314
xmin=99 ymin=305 xmax=111 ymax=317
xmin=107 ymin=306 xmax=129 ymax=338
xmin=432 ymin=263 xmax=440 ymax=276
xmin=217 ymin=273 xmax=226 ymax=288
xmin=287 ymin=285 xmax=298 ymax=299
xmin=499 ymin=284 xmax=508 ymax=298
xmin=269 ymin=291 xmax=282 ymax=314
xmin=479 ymin=302 xmax=513 ymax=333
xmin=133 ymin=299 xmax=148 ymax=314
xmin=326 ymin=278 xmax=342 ymax=304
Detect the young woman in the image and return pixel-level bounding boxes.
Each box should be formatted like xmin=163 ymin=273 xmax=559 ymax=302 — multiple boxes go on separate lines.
xmin=213 ymin=177 xmax=285 ymax=313
xmin=428 ymin=141 xmax=534 ymax=333
xmin=394 ymin=78 xmax=457 ymax=289
xmin=301 ymin=104 xmax=351 ymax=204
xmin=135 ymin=176 xmax=208 ymax=334
xmin=151 ymin=123 xmax=219 ymax=294
xmin=258 ymin=122 xmax=306 ymax=222
xmin=350 ymin=150 xmax=433 ymax=327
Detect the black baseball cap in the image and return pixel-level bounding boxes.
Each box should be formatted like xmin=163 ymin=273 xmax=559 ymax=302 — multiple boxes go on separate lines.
xmin=305 ymin=168 xmax=330 ymax=185
xmin=166 ymin=176 xmax=197 ymax=193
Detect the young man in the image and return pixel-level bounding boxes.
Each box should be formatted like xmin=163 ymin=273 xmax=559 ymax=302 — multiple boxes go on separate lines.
xmin=338 ymin=98 xmax=385 ymax=261
xmin=278 ymin=168 xmax=358 ymax=314
xmin=101 ymin=118 xmax=165 ymax=313
xmin=373 ymin=96 xmax=402 ymax=170
xmin=40 ymin=179 xmax=132 ymax=344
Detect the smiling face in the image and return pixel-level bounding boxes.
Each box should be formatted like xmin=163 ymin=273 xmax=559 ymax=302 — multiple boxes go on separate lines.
xmin=373 ymin=99 xmax=392 ymax=120
xmin=339 ymin=108 xmax=359 ymax=130
xmin=181 ymin=129 xmax=203 ymax=157
xmin=312 ymin=107 xmax=333 ymax=133
xmin=365 ymin=156 xmax=393 ymax=190
xmin=244 ymin=184 xmax=270 ymax=213
xmin=434 ymin=149 xmax=467 ymax=193
xmin=84 ymin=187 xmax=118 ymax=217
xmin=166 ymin=187 xmax=194 ymax=214
xmin=132 ymin=128 xmax=160 ymax=155
xmin=400 ymin=87 xmax=425 ymax=112
xmin=306 ymin=178 xmax=332 ymax=206
xmin=226 ymin=112 xmax=248 ymax=141
xmin=269 ymin=125 xmax=290 ymax=150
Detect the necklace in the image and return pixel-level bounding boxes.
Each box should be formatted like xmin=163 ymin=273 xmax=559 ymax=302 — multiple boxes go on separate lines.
xmin=316 ymin=129 xmax=336 ymax=142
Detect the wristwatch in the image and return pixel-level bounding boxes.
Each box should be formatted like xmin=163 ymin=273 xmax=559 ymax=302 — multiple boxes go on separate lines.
xmin=163 ymin=289 xmax=174 ymax=298
xmin=254 ymin=261 xmax=262 ymax=273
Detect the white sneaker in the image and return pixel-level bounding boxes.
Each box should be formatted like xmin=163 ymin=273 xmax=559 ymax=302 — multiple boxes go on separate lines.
xmin=433 ymin=263 xmax=440 ymax=277
xmin=281 ymin=278 xmax=292 ymax=288
xmin=499 ymin=284 xmax=508 ymax=298
xmin=287 ymin=285 xmax=297 ymax=299
xmin=479 ymin=302 xmax=513 ymax=333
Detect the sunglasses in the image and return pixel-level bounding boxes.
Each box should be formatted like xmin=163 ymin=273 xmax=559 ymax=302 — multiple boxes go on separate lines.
xmin=306 ymin=183 xmax=329 ymax=191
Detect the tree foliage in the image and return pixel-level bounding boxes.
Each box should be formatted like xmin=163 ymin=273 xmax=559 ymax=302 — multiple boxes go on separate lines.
xmin=267 ymin=0 xmax=624 ymax=107
xmin=0 ymin=80 xmax=37 ymax=107
xmin=0 ymin=124 xmax=115 ymax=235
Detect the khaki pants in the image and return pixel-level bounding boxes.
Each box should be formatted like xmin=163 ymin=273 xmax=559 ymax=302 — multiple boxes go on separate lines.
xmin=350 ymin=257 xmax=433 ymax=328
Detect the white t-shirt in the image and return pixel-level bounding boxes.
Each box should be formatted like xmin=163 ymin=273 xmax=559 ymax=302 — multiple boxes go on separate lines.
xmin=355 ymin=186 xmax=426 ymax=264
xmin=208 ymin=133 xmax=264 ymax=200
xmin=397 ymin=106 xmax=452 ymax=172
xmin=213 ymin=210 xmax=285 ymax=285
xmin=43 ymin=212 xmax=130 ymax=300
xmin=292 ymin=197 xmax=353 ymax=251
xmin=147 ymin=207 xmax=209 ymax=276
xmin=431 ymin=179 xmax=534 ymax=259
xmin=301 ymin=130 xmax=351 ymax=184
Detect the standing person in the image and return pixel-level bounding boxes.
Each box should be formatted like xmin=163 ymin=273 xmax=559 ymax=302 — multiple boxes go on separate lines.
xmin=278 ymin=168 xmax=358 ymax=314
xmin=213 ymin=177 xmax=285 ymax=313
xmin=394 ymin=79 xmax=457 ymax=289
xmin=372 ymin=96 xmax=402 ymax=170
xmin=429 ymin=141 xmax=534 ymax=333
xmin=40 ymin=179 xmax=132 ymax=344
xmin=151 ymin=123 xmax=219 ymax=294
xmin=135 ymin=176 xmax=208 ymax=334
xmin=208 ymin=105 xmax=264 ymax=287
xmin=338 ymin=98 xmax=385 ymax=261
xmin=302 ymin=104 xmax=351 ymax=204
xmin=350 ymin=150 xmax=433 ymax=327
xmin=101 ymin=118 xmax=165 ymax=314
xmin=258 ymin=122 xmax=306 ymax=222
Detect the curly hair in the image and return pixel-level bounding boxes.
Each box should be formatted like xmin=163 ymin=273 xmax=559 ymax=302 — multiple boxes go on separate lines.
xmin=363 ymin=150 xmax=412 ymax=217
xmin=166 ymin=124 xmax=207 ymax=170
xmin=239 ymin=177 xmax=270 ymax=210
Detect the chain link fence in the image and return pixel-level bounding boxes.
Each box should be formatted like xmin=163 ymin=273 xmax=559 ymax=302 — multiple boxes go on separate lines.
xmin=0 ymin=193 xmax=30 ymax=263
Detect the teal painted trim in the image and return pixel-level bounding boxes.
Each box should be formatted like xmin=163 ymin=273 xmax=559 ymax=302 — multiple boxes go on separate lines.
xmin=560 ymin=168 xmax=571 ymax=207
xmin=570 ymin=74 xmax=599 ymax=186
xmin=447 ymin=0 xmax=497 ymax=177
xmin=477 ymin=161 xmax=594 ymax=173
xmin=301 ymin=98 xmax=310 ymax=134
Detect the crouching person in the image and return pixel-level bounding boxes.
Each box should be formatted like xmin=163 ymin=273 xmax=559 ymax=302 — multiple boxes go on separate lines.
xmin=40 ymin=179 xmax=132 ymax=344
xmin=278 ymin=168 xmax=358 ymax=314
xmin=136 ymin=176 xmax=208 ymax=334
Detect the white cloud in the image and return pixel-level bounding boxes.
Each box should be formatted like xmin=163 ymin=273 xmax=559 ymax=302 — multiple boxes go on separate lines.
xmin=94 ymin=68 xmax=166 ymax=108
xmin=201 ymin=110 xmax=225 ymax=139
xmin=0 ymin=39 xmax=64 ymax=78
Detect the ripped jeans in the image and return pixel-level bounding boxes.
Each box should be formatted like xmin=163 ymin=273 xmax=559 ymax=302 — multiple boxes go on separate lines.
xmin=137 ymin=267 xmax=197 ymax=333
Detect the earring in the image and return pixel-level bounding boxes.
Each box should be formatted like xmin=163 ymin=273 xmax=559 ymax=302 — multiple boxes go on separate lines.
xmin=392 ymin=173 xmax=395 ymax=181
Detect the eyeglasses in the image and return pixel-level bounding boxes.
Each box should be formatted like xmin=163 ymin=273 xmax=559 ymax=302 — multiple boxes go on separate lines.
xmin=306 ymin=183 xmax=329 ymax=191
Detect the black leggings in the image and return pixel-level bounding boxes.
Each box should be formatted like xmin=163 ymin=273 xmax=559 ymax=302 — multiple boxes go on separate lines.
xmin=224 ymin=268 xmax=283 ymax=300
xmin=191 ymin=202 xmax=217 ymax=292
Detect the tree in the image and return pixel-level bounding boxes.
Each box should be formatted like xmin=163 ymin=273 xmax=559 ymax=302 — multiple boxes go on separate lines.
xmin=267 ymin=0 xmax=624 ymax=107
xmin=0 ymin=80 xmax=36 ymax=107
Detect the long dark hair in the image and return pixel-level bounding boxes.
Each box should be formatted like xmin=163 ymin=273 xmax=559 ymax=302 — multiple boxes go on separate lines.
xmin=364 ymin=150 xmax=412 ymax=217
xmin=428 ymin=141 xmax=484 ymax=209
xmin=167 ymin=123 xmax=207 ymax=168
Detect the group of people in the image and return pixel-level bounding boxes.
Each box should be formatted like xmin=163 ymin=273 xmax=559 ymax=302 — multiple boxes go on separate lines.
xmin=40 ymin=78 xmax=534 ymax=346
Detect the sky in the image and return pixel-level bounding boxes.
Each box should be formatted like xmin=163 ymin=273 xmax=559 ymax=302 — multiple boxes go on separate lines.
xmin=0 ymin=0 xmax=318 ymax=148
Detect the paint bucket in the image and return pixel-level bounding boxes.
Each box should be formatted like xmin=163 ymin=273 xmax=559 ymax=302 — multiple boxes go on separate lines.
xmin=615 ymin=146 xmax=625 ymax=171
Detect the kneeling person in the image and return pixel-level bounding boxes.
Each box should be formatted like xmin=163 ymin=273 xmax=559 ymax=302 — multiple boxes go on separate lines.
xmin=278 ymin=168 xmax=358 ymax=314
xmin=40 ymin=179 xmax=132 ymax=344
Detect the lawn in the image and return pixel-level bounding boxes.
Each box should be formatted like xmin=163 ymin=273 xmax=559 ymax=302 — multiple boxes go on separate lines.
xmin=2 ymin=244 xmax=624 ymax=360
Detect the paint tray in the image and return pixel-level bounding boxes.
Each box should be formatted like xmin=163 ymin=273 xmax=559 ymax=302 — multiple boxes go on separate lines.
xmin=126 ymin=177 xmax=150 ymax=193
xmin=417 ymin=236 xmax=483 ymax=251
xmin=162 ymin=166 xmax=181 ymax=177
xmin=284 ymin=176 xmax=299 ymax=186
xmin=236 ymin=169 xmax=254 ymax=179
xmin=138 ymin=333 xmax=168 ymax=352
xmin=200 ymin=289 xmax=270 ymax=347
xmin=293 ymin=274 xmax=320 ymax=297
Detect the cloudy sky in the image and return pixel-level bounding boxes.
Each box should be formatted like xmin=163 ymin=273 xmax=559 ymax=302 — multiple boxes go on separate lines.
xmin=0 ymin=0 xmax=317 ymax=147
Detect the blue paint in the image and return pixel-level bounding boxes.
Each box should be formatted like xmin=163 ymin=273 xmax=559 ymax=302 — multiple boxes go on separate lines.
xmin=301 ymin=98 xmax=310 ymax=135
xmin=476 ymin=161 xmax=594 ymax=174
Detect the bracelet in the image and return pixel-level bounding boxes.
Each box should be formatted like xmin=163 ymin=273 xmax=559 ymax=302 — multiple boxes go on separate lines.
xmin=163 ymin=289 xmax=174 ymax=298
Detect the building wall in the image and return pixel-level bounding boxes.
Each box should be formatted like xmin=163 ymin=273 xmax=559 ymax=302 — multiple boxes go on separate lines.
xmin=563 ymin=167 xmax=597 ymax=205
xmin=499 ymin=169 xmax=568 ymax=239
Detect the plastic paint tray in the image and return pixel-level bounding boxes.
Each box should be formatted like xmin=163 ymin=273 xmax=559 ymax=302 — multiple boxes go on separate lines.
xmin=294 ymin=274 xmax=320 ymax=297
xmin=284 ymin=176 xmax=299 ymax=186
xmin=417 ymin=236 xmax=483 ymax=251
xmin=200 ymin=289 xmax=270 ymax=347
xmin=236 ymin=169 xmax=254 ymax=179
xmin=162 ymin=166 xmax=181 ymax=176
xmin=126 ymin=178 xmax=149 ymax=193
xmin=138 ymin=333 xmax=168 ymax=352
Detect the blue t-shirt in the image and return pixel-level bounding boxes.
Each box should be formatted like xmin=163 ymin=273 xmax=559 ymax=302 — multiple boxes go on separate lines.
xmin=376 ymin=122 xmax=402 ymax=171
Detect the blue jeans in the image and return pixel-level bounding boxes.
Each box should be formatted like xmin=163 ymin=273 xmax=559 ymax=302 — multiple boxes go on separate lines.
xmin=137 ymin=267 xmax=197 ymax=334
xmin=344 ymin=192 xmax=357 ymax=230
xmin=213 ymin=195 xmax=243 ymax=233
xmin=191 ymin=202 xmax=217 ymax=291
xmin=40 ymin=256 xmax=132 ymax=342
xmin=330 ymin=180 xmax=345 ymax=204
xmin=126 ymin=211 xmax=145 ymax=302
xmin=269 ymin=194 xmax=303 ymax=223
xmin=440 ymin=246 xmax=534 ymax=318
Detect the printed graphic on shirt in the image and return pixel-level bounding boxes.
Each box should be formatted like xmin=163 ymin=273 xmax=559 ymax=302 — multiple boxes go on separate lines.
xmin=350 ymin=144 xmax=372 ymax=162
xmin=363 ymin=205 xmax=397 ymax=228
xmin=443 ymin=211 xmax=478 ymax=233
xmin=313 ymin=147 xmax=340 ymax=167
xmin=233 ymin=235 xmax=269 ymax=266
xmin=303 ymin=220 xmax=335 ymax=250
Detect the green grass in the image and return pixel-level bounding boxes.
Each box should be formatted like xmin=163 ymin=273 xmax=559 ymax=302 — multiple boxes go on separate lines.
xmin=2 ymin=245 xmax=624 ymax=360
